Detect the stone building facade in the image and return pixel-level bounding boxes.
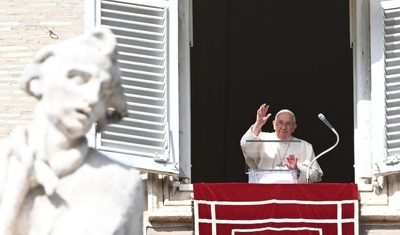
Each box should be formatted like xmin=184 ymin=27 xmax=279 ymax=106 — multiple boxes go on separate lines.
xmin=2 ymin=1 xmax=400 ymax=235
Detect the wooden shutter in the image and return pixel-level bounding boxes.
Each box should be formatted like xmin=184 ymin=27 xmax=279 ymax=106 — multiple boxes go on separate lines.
xmin=89 ymin=0 xmax=180 ymax=174
xmin=374 ymin=0 xmax=400 ymax=176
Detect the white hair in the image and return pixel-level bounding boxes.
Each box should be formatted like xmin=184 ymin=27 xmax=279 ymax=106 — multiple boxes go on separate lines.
xmin=275 ymin=109 xmax=296 ymax=123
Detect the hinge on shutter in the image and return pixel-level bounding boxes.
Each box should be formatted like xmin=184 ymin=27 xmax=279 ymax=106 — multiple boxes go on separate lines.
xmin=374 ymin=154 xmax=400 ymax=176
xmin=385 ymin=154 xmax=400 ymax=165
xmin=154 ymin=151 xmax=169 ymax=163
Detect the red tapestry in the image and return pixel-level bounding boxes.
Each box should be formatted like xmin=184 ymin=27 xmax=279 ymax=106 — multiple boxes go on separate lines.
xmin=193 ymin=183 xmax=359 ymax=235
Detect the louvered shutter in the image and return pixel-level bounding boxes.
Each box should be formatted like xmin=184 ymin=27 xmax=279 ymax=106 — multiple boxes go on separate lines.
xmin=88 ymin=0 xmax=180 ymax=174
xmin=374 ymin=0 xmax=400 ymax=176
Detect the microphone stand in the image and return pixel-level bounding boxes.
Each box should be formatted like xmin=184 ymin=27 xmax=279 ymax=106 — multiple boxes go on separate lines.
xmin=306 ymin=126 xmax=340 ymax=183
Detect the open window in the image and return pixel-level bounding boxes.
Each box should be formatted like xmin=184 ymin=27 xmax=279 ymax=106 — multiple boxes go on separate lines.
xmin=371 ymin=0 xmax=400 ymax=177
xmin=85 ymin=0 xmax=183 ymax=175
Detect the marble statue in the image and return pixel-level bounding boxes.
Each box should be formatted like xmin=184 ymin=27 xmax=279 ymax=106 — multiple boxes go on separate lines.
xmin=0 ymin=28 xmax=144 ymax=235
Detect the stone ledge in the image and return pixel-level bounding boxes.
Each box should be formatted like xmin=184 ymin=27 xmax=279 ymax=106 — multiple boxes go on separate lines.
xmin=361 ymin=206 xmax=400 ymax=222
xmin=148 ymin=211 xmax=193 ymax=222
xmin=360 ymin=222 xmax=400 ymax=235
xmin=164 ymin=199 xmax=192 ymax=206
xmin=147 ymin=226 xmax=193 ymax=235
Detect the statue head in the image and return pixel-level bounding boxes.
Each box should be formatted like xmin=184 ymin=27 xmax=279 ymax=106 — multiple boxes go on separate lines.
xmin=20 ymin=28 xmax=127 ymax=138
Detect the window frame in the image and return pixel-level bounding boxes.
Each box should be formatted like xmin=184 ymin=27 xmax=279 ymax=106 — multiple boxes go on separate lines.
xmin=371 ymin=0 xmax=400 ymax=178
xmin=84 ymin=0 xmax=191 ymax=177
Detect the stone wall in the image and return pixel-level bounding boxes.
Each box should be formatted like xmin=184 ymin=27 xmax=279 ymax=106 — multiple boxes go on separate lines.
xmin=0 ymin=0 xmax=84 ymax=137
xmin=144 ymin=173 xmax=194 ymax=234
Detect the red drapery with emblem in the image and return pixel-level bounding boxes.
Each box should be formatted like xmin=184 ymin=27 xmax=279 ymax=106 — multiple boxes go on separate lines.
xmin=193 ymin=183 xmax=359 ymax=235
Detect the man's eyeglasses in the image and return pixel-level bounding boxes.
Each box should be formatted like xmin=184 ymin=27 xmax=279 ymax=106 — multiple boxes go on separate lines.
xmin=276 ymin=121 xmax=294 ymax=128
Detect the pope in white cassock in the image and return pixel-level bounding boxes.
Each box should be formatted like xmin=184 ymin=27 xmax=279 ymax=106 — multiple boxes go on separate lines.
xmin=240 ymin=103 xmax=323 ymax=183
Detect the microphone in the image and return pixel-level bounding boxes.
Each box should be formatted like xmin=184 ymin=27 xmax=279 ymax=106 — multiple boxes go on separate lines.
xmin=318 ymin=113 xmax=334 ymax=131
xmin=306 ymin=113 xmax=340 ymax=183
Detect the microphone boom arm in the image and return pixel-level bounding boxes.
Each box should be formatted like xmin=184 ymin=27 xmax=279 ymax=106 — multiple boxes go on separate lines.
xmin=306 ymin=116 xmax=340 ymax=183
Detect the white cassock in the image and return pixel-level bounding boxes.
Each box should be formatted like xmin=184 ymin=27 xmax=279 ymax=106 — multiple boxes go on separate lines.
xmin=240 ymin=126 xmax=323 ymax=183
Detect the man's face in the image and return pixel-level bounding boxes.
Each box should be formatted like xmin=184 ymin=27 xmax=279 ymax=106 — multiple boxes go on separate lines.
xmin=273 ymin=112 xmax=297 ymax=140
xmin=39 ymin=52 xmax=114 ymax=139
